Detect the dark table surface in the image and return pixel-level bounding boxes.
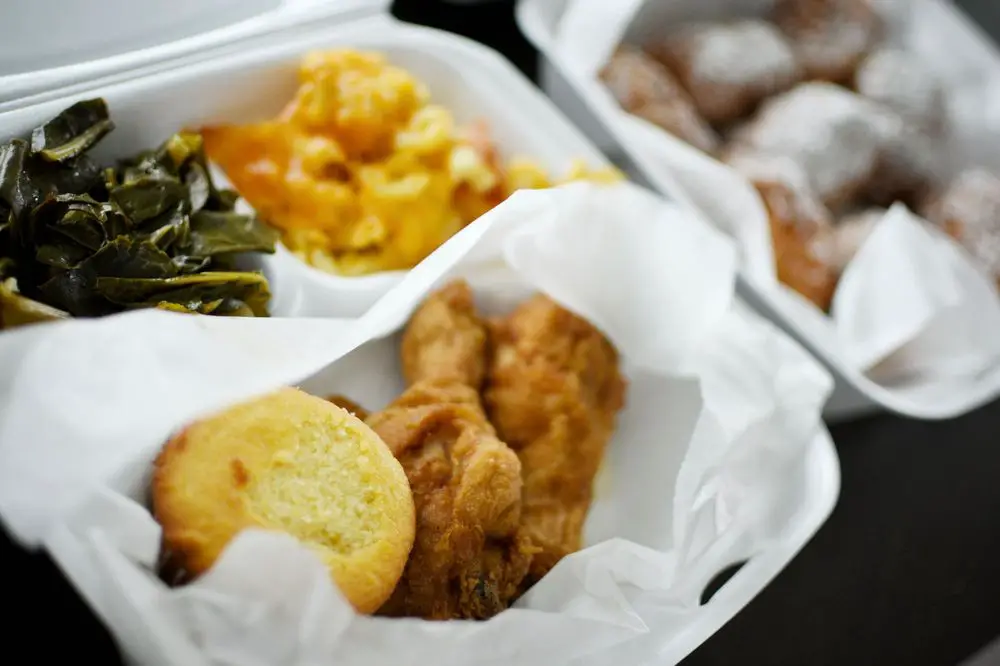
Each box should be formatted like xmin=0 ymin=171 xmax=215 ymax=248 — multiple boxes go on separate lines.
xmin=6 ymin=1 xmax=1000 ymax=664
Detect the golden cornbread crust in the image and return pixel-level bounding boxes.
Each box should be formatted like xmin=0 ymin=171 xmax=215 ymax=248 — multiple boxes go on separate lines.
xmin=153 ymin=387 xmax=415 ymax=613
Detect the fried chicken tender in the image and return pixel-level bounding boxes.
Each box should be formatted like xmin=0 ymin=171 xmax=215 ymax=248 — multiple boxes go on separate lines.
xmin=400 ymin=279 xmax=487 ymax=388
xmin=484 ymin=296 xmax=626 ymax=583
xmin=368 ymin=280 xmax=533 ymax=619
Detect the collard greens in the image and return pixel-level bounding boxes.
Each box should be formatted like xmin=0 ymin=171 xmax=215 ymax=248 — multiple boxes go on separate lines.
xmin=0 ymin=98 xmax=278 ymax=329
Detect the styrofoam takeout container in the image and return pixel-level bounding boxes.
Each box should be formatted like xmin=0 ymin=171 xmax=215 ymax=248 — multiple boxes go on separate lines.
xmin=0 ymin=0 xmax=274 ymax=79
xmin=517 ymin=0 xmax=1000 ymax=422
xmin=4 ymin=182 xmax=842 ymax=666
xmin=63 ymin=340 xmax=840 ymax=666
xmin=0 ymin=1 xmax=840 ymax=664
xmin=0 ymin=0 xmax=386 ymax=104
xmin=0 ymin=0 xmax=615 ymax=318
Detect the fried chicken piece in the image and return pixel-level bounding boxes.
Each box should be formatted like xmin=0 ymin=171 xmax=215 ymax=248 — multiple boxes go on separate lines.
xmin=369 ymin=280 xmax=533 ymax=619
xmin=484 ymin=296 xmax=626 ymax=583
xmin=369 ymin=381 xmax=532 ymax=619
xmin=400 ymin=280 xmax=487 ymax=388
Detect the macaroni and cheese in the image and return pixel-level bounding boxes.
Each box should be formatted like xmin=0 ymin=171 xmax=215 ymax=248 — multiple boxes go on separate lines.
xmin=203 ymin=49 xmax=620 ymax=276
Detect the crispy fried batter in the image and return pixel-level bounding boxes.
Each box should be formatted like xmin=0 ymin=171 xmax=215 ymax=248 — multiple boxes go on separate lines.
xmin=400 ymin=279 xmax=487 ymax=388
xmin=484 ymin=296 xmax=626 ymax=582
xmin=369 ymin=280 xmax=533 ymax=619
xmin=368 ymin=381 xmax=532 ymax=619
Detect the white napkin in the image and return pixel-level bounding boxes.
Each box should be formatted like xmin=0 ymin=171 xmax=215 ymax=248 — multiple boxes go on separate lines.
xmin=835 ymin=203 xmax=1000 ymax=379
xmin=551 ymin=0 xmax=1000 ymax=414
xmin=0 ymin=182 xmax=831 ymax=665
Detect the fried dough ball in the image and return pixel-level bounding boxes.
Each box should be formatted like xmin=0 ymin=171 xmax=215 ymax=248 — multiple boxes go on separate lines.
xmin=773 ymin=0 xmax=881 ymax=83
xmin=855 ymin=47 xmax=946 ymax=131
xmin=854 ymin=47 xmax=946 ymax=208
xmin=729 ymin=82 xmax=885 ymax=209
xmin=727 ymin=151 xmax=839 ymax=310
xmin=921 ymin=169 xmax=1000 ymax=284
xmin=601 ymin=47 xmax=720 ymax=153
xmin=650 ymin=19 xmax=802 ymax=126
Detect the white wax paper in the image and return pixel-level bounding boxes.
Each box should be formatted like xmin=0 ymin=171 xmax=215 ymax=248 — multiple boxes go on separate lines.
xmin=550 ymin=0 xmax=1000 ymax=417
xmin=0 ymin=182 xmax=832 ymax=665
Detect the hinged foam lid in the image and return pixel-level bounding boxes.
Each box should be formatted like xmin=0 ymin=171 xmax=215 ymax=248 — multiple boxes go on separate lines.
xmin=0 ymin=0 xmax=390 ymax=104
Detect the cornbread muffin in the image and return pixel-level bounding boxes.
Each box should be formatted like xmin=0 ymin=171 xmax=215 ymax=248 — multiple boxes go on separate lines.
xmin=153 ymin=387 xmax=415 ymax=613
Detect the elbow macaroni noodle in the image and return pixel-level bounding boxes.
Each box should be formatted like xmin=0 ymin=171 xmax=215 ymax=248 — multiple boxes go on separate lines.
xmin=203 ymin=49 xmax=621 ymax=276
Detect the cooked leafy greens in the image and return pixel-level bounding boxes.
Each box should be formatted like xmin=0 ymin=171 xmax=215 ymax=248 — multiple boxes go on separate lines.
xmin=0 ymin=98 xmax=278 ymax=329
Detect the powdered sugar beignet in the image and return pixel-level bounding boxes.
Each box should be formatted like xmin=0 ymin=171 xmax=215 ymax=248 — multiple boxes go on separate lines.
xmin=730 ymin=82 xmax=887 ymax=209
xmin=650 ymin=20 xmax=802 ymax=126
xmin=601 ymin=47 xmax=720 ymax=153
xmin=727 ymin=151 xmax=839 ymax=310
xmin=921 ymin=169 xmax=1000 ymax=284
xmin=773 ymin=0 xmax=882 ymax=83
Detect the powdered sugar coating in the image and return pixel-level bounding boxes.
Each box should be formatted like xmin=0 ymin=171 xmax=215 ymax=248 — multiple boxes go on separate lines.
xmin=922 ymin=169 xmax=1000 ymax=277
xmin=732 ymin=82 xmax=888 ymax=207
xmin=774 ymin=0 xmax=881 ymax=82
xmin=655 ymin=20 xmax=802 ymax=124
xmin=601 ymin=47 xmax=720 ymax=153
xmin=856 ymin=48 xmax=945 ymax=131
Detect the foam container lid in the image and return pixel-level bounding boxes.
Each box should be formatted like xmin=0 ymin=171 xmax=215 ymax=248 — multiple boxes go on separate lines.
xmin=0 ymin=0 xmax=390 ymax=106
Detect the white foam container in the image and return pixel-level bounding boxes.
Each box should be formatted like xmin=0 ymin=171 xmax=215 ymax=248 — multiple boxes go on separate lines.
xmin=516 ymin=0 xmax=1000 ymax=422
xmin=0 ymin=0 xmax=366 ymax=104
xmin=0 ymin=1 xmax=841 ymax=664
xmin=1 ymin=1 xmax=618 ymax=318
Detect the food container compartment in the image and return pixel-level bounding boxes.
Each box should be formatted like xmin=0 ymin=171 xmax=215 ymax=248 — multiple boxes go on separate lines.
xmin=0 ymin=182 xmax=839 ymax=665
xmin=0 ymin=12 xmax=610 ymax=319
xmin=517 ymin=0 xmax=1000 ymax=422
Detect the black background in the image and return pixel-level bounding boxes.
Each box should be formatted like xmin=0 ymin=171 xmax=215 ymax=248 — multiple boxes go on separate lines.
xmin=5 ymin=1 xmax=1000 ymax=664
